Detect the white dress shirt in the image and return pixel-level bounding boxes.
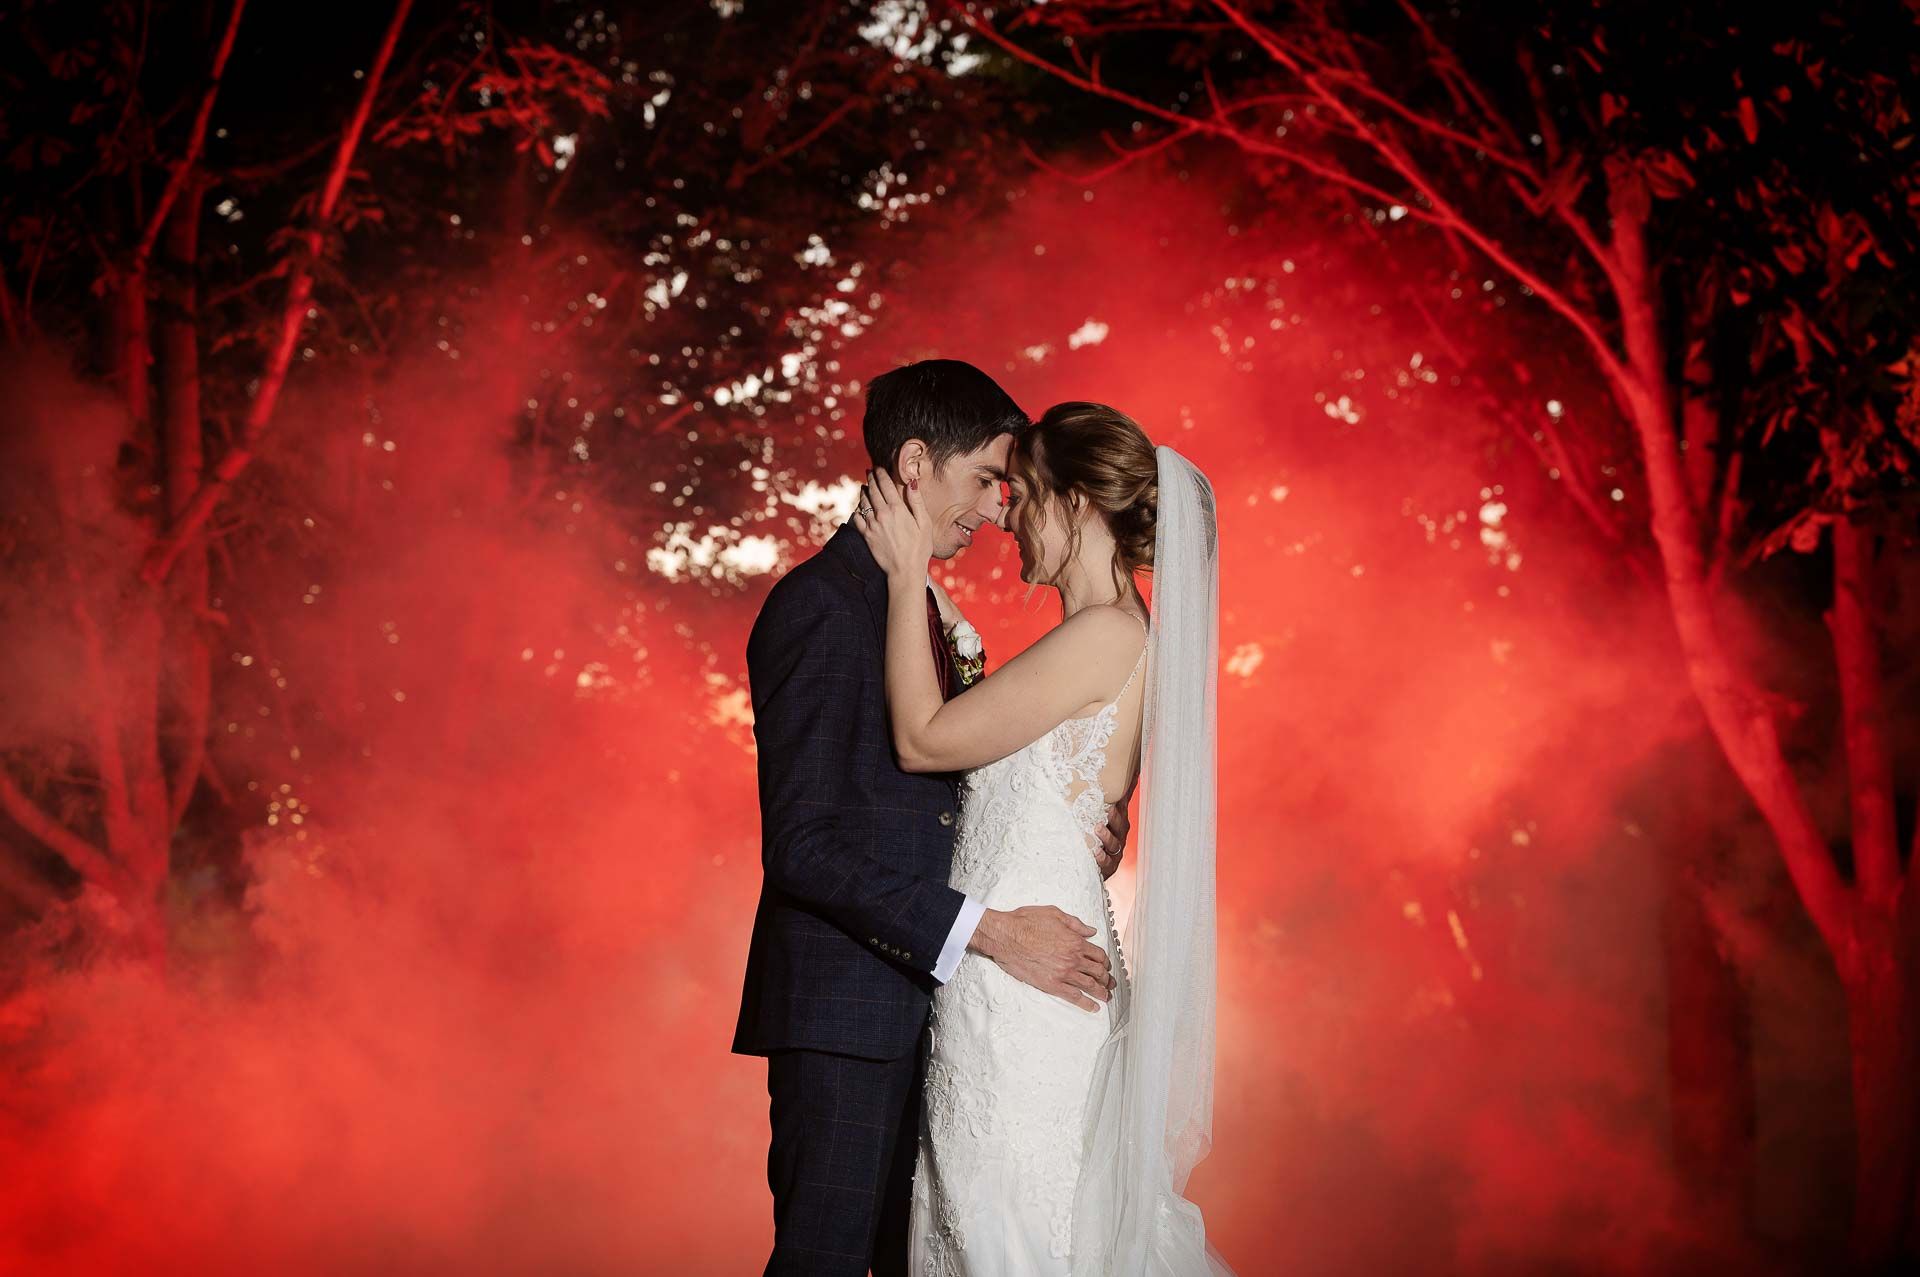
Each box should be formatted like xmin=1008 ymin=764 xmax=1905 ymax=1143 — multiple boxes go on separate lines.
xmin=934 ymin=895 xmax=986 ymax=984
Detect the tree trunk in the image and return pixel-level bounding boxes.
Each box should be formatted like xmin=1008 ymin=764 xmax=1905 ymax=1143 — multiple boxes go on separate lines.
xmin=1662 ymin=737 xmax=1756 ymax=1234
xmin=1828 ymin=516 xmax=1919 ymax=1264
xmin=158 ymin=171 xmax=213 ymax=844
xmin=1840 ymin=895 xmax=1920 ymax=1267
xmin=1603 ymin=176 xmax=1917 ymax=1262
xmin=1608 ymin=230 xmax=1850 ymax=957
xmin=140 ymin=0 xmax=415 ymax=585
xmin=116 ymin=595 xmax=170 ymax=963
xmin=119 ymin=265 xmax=151 ymax=443
xmin=72 ymin=158 xmax=171 ymax=962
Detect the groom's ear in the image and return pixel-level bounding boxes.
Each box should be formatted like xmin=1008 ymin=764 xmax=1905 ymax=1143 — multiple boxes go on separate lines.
xmin=895 ymin=438 xmax=929 ymax=485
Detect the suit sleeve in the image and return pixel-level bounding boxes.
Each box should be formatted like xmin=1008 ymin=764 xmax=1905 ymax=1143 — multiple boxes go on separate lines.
xmin=748 ymin=574 xmax=967 ymax=975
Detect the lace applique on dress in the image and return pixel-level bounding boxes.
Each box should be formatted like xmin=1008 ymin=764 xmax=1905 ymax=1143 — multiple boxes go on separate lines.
xmin=909 ymin=609 xmax=1149 ymax=1274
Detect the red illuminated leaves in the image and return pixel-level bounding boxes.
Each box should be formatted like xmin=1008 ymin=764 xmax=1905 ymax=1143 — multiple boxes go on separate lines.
xmin=1638 ymin=148 xmax=1694 ymax=199
xmin=374 ymin=40 xmax=613 ymax=161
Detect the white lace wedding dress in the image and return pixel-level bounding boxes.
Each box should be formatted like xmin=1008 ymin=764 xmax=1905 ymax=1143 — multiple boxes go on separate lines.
xmin=907 ymin=622 xmax=1147 ymax=1274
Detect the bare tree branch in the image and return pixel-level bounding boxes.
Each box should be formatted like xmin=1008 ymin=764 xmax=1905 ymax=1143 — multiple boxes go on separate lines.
xmin=955 ymin=9 xmax=1437 ymax=223
xmin=1705 ymin=450 xmax=1743 ymax=593
xmin=1315 ymin=62 xmax=1537 ymax=182
xmin=139 ymin=0 xmax=416 ymax=587
xmin=1506 ymin=403 xmax=1640 ymax=558
xmin=1826 ymin=492 xmax=1902 ymax=907
xmin=22 ymin=212 xmax=58 ymax=327
xmin=729 ymin=98 xmax=861 ymax=190
xmin=1017 ymin=122 xmax=1197 ymax=184
xmin=0 ymin=764 xmax=127 ymax=896
xmin=1209 ymin=0 xmax=1635 ymax=394
xmin=1391 ymin=0 xmax=1527 ymax=159
xmin=0 ymin=843 xmax=63 ymax=915
xmin=135 ymin=0 xmax=247 ymax=265
xmin=0 ymin=257 xmax=20 ymax=343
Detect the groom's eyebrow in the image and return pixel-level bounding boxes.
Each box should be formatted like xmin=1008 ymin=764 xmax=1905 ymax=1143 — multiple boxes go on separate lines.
xmin=976 ymin=464 xmax=1007 ymax=481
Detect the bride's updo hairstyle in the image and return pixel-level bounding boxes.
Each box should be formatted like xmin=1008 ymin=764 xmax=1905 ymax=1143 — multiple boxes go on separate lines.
xmin=1009 ymin=401 xmax=1158 ymax=597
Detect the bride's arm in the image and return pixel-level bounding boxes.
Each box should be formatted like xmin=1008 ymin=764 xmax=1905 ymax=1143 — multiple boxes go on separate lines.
xmin=856 ymin=469 xmax=1142 ymax=774
xmin=886 ymin=591 xmax=1141 ymax=773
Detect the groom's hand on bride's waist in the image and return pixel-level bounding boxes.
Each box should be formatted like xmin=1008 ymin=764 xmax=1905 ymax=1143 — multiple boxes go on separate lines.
xmin=967 ymin=905 xmax=1114 ymax=1012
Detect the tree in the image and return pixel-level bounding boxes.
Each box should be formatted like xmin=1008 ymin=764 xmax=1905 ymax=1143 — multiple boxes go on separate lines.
xmin=953 ymin=0 xmax=1920 ymax=1259
xmin=464 ymin=0 xmax=1020 ymax=555
xmin=0 ymin=0 xmax=605 ymax=959
xmin=0 ymin=0 xmax=1027 ymax=960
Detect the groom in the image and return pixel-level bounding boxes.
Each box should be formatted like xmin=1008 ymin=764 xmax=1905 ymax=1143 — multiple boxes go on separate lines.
xmin=734 ymin=358 xmax=1124 ymax=1276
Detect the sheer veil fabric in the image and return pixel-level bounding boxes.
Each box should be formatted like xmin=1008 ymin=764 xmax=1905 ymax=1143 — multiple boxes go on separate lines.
xmin=1068 ymin=445 xmax=1234 ymax=1275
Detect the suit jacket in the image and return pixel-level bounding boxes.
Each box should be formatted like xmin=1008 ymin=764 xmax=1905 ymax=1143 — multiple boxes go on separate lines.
xmin=732 ymin=522 xmax=968 ymax=1061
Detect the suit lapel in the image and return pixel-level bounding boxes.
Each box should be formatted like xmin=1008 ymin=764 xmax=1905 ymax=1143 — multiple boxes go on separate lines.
xmin=823 ymin=523 xmax=964 ymax=701
xmin=824 ymin=522 xmax=965 ymax=792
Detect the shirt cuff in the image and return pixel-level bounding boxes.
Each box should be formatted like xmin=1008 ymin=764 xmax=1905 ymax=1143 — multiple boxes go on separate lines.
xmin=932 ymin=894 xmax=986 ymax=984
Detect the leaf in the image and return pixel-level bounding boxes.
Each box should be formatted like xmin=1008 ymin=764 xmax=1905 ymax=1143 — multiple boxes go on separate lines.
xmin=1536 ymin=156 xmax=1589 ymax=214
xmin=1788 ymin=510 xmax=1829 ymax=554
xmin=1600 ymin=92 xmax=1628 ymax=126
xmin=1779 ymin=306 xmax=1813 ymax=370
xmin=1737 ymin=96 xmax=1759 ymax=143
xmin=1641 ymin=148 xmax=1695 ymax=198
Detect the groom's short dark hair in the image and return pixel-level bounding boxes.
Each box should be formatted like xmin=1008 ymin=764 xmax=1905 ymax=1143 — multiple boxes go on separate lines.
xmin=862 ymin=359 xmax=1027 ymax=471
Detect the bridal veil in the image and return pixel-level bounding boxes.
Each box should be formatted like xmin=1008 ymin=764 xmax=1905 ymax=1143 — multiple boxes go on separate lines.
xmin=1069 ymin=444 xmax=1234 ymax=1275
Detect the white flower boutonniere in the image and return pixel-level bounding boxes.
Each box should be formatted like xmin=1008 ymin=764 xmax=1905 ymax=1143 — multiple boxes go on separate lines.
xmin=949 ymin=618 xmax=985 ymax=689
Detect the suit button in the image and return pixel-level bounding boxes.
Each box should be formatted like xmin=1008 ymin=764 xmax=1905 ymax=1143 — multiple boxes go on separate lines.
xmin=938 ymin=811 xmax=954 ymax=826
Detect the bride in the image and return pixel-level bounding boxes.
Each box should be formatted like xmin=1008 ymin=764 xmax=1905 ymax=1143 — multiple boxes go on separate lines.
xmin=853 ymin=402 xmax=1233 ymax=1275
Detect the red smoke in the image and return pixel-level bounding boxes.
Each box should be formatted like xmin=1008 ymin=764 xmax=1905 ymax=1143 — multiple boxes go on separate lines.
xmin=0 ymin=164 xmax=1807 ymax=1273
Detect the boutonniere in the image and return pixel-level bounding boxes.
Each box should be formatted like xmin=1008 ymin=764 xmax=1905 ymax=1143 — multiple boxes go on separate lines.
xmin=948 ymin=618 xmax=985 ymax=689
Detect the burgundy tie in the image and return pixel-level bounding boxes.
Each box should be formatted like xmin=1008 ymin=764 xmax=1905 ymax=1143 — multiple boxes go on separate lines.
xmin=925 ymin=586 xmax=955 ymax=702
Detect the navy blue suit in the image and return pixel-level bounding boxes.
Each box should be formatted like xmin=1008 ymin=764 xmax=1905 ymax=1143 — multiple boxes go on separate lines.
xmin=735 ymin=522 xmax=967 ymax=1275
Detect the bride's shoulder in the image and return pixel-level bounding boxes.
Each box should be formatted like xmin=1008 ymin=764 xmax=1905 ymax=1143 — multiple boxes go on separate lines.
xmin=1057 ymin=603 xmax=1148 ymax=656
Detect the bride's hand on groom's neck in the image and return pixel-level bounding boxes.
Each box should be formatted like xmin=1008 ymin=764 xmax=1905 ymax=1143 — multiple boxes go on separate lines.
xmin=854 ymin=466 xmax=934 ymax=581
